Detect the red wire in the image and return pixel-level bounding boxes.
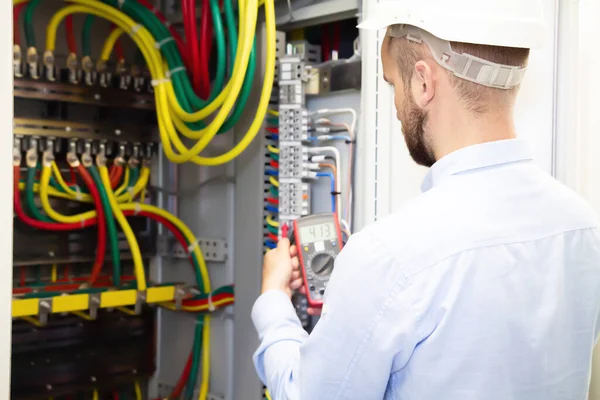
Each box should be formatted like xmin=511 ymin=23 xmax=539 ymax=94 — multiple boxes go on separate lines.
xmin=68 ymin=166 xmax=78 ymax=185
xmin=182 ymin=293 xmax=234 ymax=306
xmin=65 ymin=15 xmax=77 ymax=54
xmin=266 ymin=197 xmax=278 ymax=205
xmin=322 ymin=25 xmax=330 ymax=62
xmin=136 ymin=0 xmax=191 ymax=70
xmin=14 ymin=167 xmax=96 ymax=231
xmin=19 ymin=266 xmax=26 ymax=286
xmin=63 ymin=265 xmax=70 ymax=280
xmin=183 ymin=0 xmax=203 ymax=96
xmin=110 ymin=166 xmax=124 ymax=189
xmin=269 ymin=160 xmax=279 ymax=169
xmin=267 ymin=233 xmax=278 ymax=242
xmin=76 ymin=165 xmax=107 ymax=285
xmin=199 ymin=0 xmax=212 ymax=99
xmin=113 ymin=392 xmax=119 ymax=400
xmin=13 ymin=3 xmax=26 ymax=46
xmin=265 ymin=127 xmax=279 ymax=133
xmin=169 ymin=351 xmax=193 ymax=399
xmin=333 ymin=22 xmax=341 ymax=57
xmin=111 ymin=24 xmax=125 ymax=61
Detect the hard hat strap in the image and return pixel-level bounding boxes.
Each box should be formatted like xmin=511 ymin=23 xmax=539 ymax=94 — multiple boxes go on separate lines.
xmin=388 ymin=24 xmax=527 ymax=90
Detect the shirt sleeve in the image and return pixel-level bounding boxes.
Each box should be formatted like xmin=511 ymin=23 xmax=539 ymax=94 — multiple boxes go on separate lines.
xmin=252 ymin=232 xmax=422 ymax=400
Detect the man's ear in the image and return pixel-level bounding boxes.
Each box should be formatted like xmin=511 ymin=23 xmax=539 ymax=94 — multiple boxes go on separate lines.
xmin=412 ymin=60 xmax=436 ymax=107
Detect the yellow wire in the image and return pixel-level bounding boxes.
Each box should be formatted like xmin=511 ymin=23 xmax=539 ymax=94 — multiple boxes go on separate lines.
xmin=161 ymin=298 xmax=234 ymax=312
xmin=267 ymin=110 xmax=279 ymax=117
xmin=100 ymin=26 xmax=124 ymax=61
xmin=51 ymin=162 xmax=92 ymax=202
xmin=39 ymin=164 xmax=97 ymax=222
xmin=19 ymin=182 xmax=75 ymax=201
xmin=266 ymin=215 xmax=279 ymax=227
xmin=265 ymin=389 xmax=272 ymax=400
xmin=268 ymin=176 xmax=279 ymax=188
xmin=93 ymin=390 xmax=99 ymax=400
xmin=72 ymin=310 xmax=94 ymax=321
xmin=267 ymin=145 xmax=280 ymax=154
xmin=51 ymin=264 xmax=57 ymax=283
xmin=115 ymin=166 xmax=131 ymax=197
xmin=47 ymin=0 xmax=277 ymax=166
xmin=98 ymin=166 xmax=147 ymax=291
xmin=134 ymin=382 xmax=142 ymax=400
xmin=21 ymin=316 xmax=43 ymax=327
xmin=13 ymin=0 xmax=29 ymax=5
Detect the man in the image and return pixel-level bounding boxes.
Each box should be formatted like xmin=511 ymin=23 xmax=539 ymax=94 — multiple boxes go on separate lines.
xmin=252 ymin=1 xmax=600 ymax=399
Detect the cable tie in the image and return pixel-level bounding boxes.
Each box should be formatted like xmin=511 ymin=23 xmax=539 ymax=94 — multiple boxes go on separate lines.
xmin=80 ymin=216 xmax=86 ymax=228
xmin=151 ymin=78 xmax=171 ymax=87
xmin=74 ymin=185 xmax=82 ymax=201
xmin=187 ymin=238 xmax=201 ymax=254
xmin=131 ymin=24 xmax=142 ymax=35
xmin=134 ymin=202 xmax=142 ymax=215
xmin=117 ymin=0 xmax=125 ymax=8
xmin=166 ymin=66 xmax=186 ymax=78
xmin=154 ymin=37 xmax=175 ymax=49
xmin=207 ymin=292 xmax=216 ymax=312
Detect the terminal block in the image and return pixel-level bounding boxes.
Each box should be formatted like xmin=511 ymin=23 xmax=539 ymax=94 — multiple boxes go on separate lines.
xmin=279 ymin=142 xmax=307 ymax=179
xmin=279 ymin=182 xmax=310 ymax=217
xmin=279 ymin=108 xmax=309 ymax=141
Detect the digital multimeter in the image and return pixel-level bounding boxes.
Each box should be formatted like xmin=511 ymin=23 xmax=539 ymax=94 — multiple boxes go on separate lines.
xmin=292 ymin=213 xmax=343 ymax=307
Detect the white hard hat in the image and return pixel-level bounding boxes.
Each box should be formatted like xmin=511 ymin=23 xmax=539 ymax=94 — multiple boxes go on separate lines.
xmin=358 ymin=0 xmax=546 ymax=49
xmin=358 ymin=0 xmax=546 ymax=89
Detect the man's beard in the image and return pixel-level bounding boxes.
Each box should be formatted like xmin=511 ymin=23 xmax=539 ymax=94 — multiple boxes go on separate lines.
xmin=400 ymin=90 xmax=436 ymax=168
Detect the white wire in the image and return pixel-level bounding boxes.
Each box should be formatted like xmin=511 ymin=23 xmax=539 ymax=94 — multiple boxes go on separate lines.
xmin=308 ymin=146 xmax=342 ymax=221
xmin=312 ymin=116 xmax=357 ymax=231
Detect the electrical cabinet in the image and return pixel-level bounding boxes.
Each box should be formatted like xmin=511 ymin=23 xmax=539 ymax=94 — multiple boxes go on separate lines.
xmin=5 ymin=0 xmax=597 ymax=399
xmin=5 ymin=0 xmax=362 ymax=399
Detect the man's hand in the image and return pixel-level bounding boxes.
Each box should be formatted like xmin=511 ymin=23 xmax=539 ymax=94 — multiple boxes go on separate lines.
xmin=262 ymin=238 xmax=303 ymax=297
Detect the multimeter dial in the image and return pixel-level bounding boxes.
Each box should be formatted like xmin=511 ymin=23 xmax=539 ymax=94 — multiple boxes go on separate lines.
xmin=306 ymin=251 xmax=336 ymax=278
xmin=293 ymin=213 xmax=344 ymax=307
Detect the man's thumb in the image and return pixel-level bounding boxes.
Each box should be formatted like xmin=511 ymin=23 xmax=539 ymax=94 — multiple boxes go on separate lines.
xmin=278 ymin=237 xmax=290 ymax=251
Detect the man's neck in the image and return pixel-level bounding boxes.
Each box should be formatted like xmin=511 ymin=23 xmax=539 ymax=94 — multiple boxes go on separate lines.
xmin=428 ymin=106 xmax=517 ymax=162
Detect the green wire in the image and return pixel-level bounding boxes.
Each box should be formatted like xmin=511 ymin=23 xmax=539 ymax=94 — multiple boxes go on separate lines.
xmin=207 ymin=0 xmax=226 ymax=101
xmin=103 ymin=0 xmax=255 ymax=134
xmin=24 ymin=0 xmax=41 ymax=49
xmin=269 ymin=153 xmax=279 ymax=161
xmin=269 ymin=186 xmax=278 ymax=197
xmin=89 ymin=166 xmax=122 ymax=287
xmin=266 ymin=224 xmax=278 ymax=235
xmin=35 ymin=266 xmax=41 ymax=284
xmin=128 ymin=167 xmax=140 ymax=190
xmin=185 ymin=315 xmax=204 ymax=400
xmin=25 ymin=165 xmax=53 ymax=222
xmin=82 ymin=15 xmax=95 ymax=57
xmin=224 ymin=0 xmax=237 ymax=74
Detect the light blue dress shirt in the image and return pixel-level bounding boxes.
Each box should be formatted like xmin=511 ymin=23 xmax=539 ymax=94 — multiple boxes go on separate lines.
xmin=252 ymin=139 xmax=600 ymax=400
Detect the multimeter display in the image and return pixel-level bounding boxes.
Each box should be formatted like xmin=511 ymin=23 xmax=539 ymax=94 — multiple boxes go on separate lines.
xmin=293 ymin=213 xmax=343 ymax=308
xmin=299 ymin=222 xmax=336 ymax=243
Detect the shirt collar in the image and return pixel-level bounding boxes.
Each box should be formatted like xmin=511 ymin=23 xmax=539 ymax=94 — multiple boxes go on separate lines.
xmin=421 ymin=139 xmax=534 ymax=192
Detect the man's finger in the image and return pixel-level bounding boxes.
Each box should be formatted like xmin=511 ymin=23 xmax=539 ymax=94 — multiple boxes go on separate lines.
xmin=291 ymin=257 xmax=300 ymax=270
xmin=290 ymin=245 xmax=298 ymax=257
xmin=290 ymin=278 xmax=303 ymax=290
xmin=291 ymin=270 xmax=301 ymax=281
xmin=298 ymin=285 xmax=307 ymax=295
xmin=278 ymin=237 xmax=290 ymax=251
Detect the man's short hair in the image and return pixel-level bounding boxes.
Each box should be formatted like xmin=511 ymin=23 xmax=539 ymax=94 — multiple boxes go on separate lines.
xmin=388 ymin=37 xmax=530 ymax=114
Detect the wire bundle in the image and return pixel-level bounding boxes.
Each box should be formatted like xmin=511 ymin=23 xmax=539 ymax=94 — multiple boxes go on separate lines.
xmin=13 ymin=0 xmax=276 ymax=166
xmin=14 ymin=151 xmax=232 ymax=399
xmin=264 ymin=109 xmax=280 ymax=250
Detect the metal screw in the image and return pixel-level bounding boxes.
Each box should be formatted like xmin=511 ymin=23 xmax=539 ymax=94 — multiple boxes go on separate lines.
xmin=48 ymin=251 xmax=55 ymax=257
xmin=94 ymin=94 xmax=101 ymax=100
xmin=91 ymin=376 xmax=97 ymax=382
xmin=115 ymin=129 xmax=122 ymax=136
xmin=46 ymin=384 xmax=52 ymax=391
